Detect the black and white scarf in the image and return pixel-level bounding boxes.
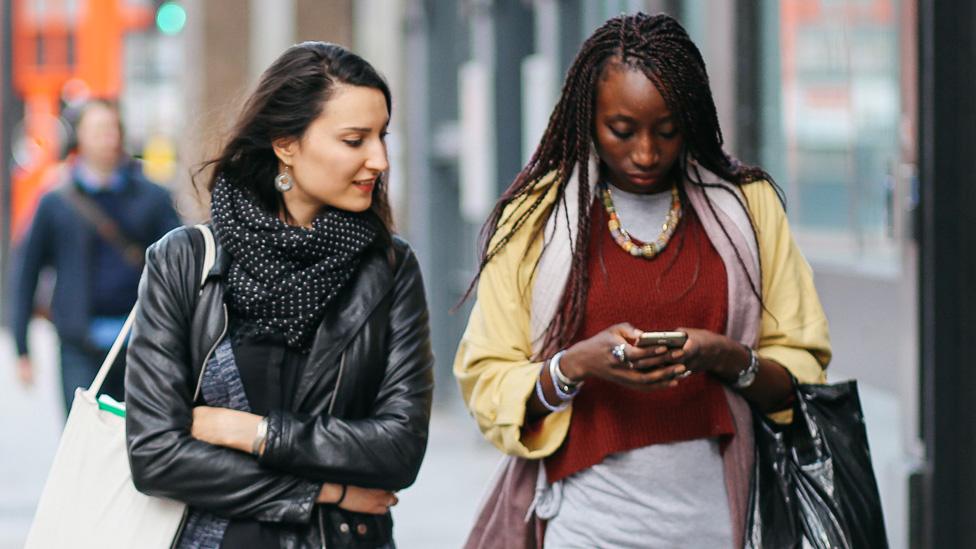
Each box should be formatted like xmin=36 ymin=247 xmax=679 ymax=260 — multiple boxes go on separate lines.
xmin=210 ymin=176 xmax=377 ymax=349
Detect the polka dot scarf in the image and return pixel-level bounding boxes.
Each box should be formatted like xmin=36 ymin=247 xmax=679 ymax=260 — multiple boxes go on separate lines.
xmin=210 ymin=176 xmax=377 ymax=349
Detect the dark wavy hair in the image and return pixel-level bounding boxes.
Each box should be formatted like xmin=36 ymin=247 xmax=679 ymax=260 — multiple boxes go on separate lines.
xmin=464 ymin=13 xmax=780 ymax=358
xmin=195 ymin=41 xmax=394 ymax=241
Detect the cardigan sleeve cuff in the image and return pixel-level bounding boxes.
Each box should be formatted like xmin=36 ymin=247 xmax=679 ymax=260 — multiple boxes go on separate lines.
xmin=487 ymin=361 xmax=572 ymax=458
xmin=758 ymin=344 xmax=826 ymax=424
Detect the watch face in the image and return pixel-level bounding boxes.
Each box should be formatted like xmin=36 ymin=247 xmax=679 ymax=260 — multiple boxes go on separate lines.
xmin=735 ymin=354 xmax=759 ymax=389
xmin=733 ymin=374 xmax=750 ymax=389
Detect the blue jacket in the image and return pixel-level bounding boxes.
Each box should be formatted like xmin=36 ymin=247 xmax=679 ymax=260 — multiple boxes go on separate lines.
xmin=10 ymin=161 xmax=181 ymax=355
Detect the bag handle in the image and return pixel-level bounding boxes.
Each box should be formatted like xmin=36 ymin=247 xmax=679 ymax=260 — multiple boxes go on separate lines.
xmin=197 ymin=223 xmax=216 ymax=289
xmin=86 ymin=224 xmax=217 ymax=397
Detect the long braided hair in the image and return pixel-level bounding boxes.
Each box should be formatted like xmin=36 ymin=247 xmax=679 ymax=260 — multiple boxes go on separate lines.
xmin=465 ymin=13 xmax=780 ymax=358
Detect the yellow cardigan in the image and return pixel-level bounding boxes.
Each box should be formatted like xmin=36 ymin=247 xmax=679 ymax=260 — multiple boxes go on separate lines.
xmin=453 ymin=178 xmax=831 ymax=459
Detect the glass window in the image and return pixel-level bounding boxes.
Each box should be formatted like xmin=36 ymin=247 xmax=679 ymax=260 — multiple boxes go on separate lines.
xmin=760 ymin=0 xmax=904 ymax=273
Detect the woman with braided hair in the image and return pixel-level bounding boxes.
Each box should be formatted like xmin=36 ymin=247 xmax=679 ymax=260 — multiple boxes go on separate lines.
xmin=455 ymin=12 xmax=831 ymax=548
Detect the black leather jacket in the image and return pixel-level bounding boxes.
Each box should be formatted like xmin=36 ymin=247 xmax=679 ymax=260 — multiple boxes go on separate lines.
xmin=125 ymin=226 xmax=434 ymax=548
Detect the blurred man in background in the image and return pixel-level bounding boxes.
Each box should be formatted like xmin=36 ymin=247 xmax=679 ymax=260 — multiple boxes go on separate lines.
xmin=9 ymin=99 xmax=181 ymax=415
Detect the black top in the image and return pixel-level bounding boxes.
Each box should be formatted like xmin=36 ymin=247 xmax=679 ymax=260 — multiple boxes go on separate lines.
xmin=221 ymin=324 xmax=309 ymax=549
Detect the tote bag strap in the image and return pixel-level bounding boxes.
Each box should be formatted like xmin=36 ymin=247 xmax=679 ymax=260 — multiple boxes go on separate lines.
xmin=86 ymin=224 xmax=217 ymax=397
xmin=196 ymin=223 xmax=216 ymax=289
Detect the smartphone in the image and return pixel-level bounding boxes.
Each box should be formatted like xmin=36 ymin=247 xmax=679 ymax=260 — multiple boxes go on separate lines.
xmin=635 ymin=331 xmax=688 ymax=349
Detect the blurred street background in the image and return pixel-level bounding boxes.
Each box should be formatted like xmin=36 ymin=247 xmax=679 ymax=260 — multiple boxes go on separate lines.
xmin=1 ymin=1 xmax=974 ymax=548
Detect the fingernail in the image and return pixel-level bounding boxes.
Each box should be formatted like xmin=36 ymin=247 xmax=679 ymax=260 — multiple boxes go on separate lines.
xmin=655 ymin=346 xmax=668 ymax=354
xmin=671 ymin=350 xmax=684 ymax=359
xmin=674 ymin=365 xmax=686 ymax=374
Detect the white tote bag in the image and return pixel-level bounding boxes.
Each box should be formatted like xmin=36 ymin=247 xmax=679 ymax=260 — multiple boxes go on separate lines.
xmin=25 ymin=225 xmax=217 ymax=549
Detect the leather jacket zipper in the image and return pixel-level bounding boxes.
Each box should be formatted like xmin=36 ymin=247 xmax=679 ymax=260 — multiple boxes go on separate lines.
xmin=168 ymin=512 xmax=189 ymax=549
xmin=171 ymin=304 xmax=228 ymax=547
xmin=318 ymin=508 xmax=327 ymax=549
xmin=318 ymin=351 xmax=348 ymax=549
xmin=193 ymin=304 xmax=229 ymax=402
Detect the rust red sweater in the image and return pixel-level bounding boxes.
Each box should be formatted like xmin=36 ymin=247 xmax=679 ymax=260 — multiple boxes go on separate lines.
xmin=545 ymin=202 xmax=736 ymax=483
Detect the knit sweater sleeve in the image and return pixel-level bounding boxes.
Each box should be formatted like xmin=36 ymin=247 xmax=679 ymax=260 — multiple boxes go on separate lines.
xmin=453 ymin=178 xmax=572 ymax=459
xmin=743 ymin=180 xmax=832 ymax=391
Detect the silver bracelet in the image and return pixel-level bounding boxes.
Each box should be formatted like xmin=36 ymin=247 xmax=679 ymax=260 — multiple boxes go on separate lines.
xmin=251 ymin=417 xmax=269 ymax=456
xmin=550 ymin=350 xmax=582 ymax=395
xmin=535 ymin=365 xmax=569 ymax=413
xmin=549 ymin=351 xmax=581 ymax=401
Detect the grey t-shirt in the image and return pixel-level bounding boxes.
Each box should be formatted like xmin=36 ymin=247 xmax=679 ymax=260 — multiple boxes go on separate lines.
xmin=542 ymin=439 xmax=732 ymax=549
xmin=539 ymin=186 xmax=733 ymax=549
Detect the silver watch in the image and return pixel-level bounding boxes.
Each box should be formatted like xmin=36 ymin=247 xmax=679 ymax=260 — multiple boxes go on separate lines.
xmin=733 ymin=347 xmax=759 ymax=389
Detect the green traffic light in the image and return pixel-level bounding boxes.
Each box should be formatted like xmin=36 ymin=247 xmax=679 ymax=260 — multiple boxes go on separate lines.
xmin=156 ymin=2 xmax=186 ymax=35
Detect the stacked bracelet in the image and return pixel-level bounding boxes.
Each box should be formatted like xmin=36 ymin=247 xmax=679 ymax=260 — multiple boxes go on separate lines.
xmin=549 ymin=350 xmax=582 ymax=400
xmin=536 ymin=371 xmax=569 ymax=412
xmin=534 ymin=351 xmax=583 ymax=413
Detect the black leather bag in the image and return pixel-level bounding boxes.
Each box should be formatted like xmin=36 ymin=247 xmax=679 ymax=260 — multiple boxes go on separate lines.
xmin=745 ymin=381 xmax=888 ymax=549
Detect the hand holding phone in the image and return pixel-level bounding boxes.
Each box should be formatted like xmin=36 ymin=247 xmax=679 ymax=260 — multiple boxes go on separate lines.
xmin=634 ymin=331 xmax=688 ymax=349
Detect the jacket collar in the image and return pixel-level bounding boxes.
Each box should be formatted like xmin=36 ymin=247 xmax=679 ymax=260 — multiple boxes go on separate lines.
xmin=201 ymin=222 xmax=233 ymax=281
xmin=196 ymin=225 xmax=396 ymax=409
xmin=294 ymin=243 xmax=395 ymax=408
xmin=211 ymin=241 xmax=233 ymax=278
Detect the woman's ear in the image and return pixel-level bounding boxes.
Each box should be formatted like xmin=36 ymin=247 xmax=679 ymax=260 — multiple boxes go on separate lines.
xmin=272 ymin=137 xmax=297 ymax=166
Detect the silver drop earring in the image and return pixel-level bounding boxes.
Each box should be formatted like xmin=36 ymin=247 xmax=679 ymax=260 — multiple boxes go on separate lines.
xmin=275 ymin=167 xmax=293 ymax=192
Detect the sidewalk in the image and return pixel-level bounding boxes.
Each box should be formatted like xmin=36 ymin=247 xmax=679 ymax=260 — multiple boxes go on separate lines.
xmin=393 ymin=407 xmax=500 ymax=548
xmin=0 ymin=320 xmax=499 ymax=548
xmin=0 ymin=321 xmax=62 ymax=549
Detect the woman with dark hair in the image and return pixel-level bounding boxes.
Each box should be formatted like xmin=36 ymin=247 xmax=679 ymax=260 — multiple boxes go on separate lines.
xmin=125 ymin=42 xmax=433 ymax=548
xmin=455 ymin=13 xmax=830 ymax=548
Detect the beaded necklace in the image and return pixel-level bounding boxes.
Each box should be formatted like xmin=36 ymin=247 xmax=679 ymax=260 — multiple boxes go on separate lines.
xmin=598 ymin=181 xmax=683 ymax=259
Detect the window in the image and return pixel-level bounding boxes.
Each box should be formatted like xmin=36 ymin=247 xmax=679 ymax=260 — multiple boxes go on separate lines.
xmin=760 ymin=0 xmax=905 ymax=273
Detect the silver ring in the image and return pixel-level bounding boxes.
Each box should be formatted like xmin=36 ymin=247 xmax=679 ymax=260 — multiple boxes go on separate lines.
xmin=611 ymin=343 xmax=627 ymax=364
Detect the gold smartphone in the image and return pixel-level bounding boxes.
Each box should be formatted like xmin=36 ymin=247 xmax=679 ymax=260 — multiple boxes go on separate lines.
xmin=634 ymin=331 xmax=688 ymax=349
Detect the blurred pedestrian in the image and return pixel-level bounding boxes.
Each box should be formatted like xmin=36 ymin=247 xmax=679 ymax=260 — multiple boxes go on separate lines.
xmin=124 ymin=42 xmax=433 ymax=548
xmin=455 ymin=13 xmax=832 ymax=548
xmin=10 ymin=99 xmax=181 ymax=414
